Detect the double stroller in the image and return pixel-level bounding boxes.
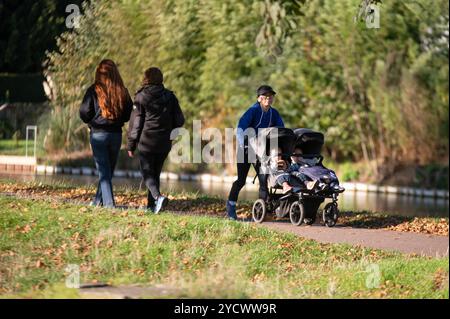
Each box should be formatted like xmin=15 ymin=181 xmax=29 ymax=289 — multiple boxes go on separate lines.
xmin=251 ymin=127 xmax=344 ymax=227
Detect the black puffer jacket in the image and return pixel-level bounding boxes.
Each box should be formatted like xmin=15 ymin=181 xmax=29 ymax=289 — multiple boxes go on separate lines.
xmin=127 ymin=84 xmax=185 ymax=154
xmin=79 ymin=85 xmax=133 ymax=133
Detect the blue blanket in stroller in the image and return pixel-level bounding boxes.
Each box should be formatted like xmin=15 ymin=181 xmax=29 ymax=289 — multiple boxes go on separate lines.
xmin=296 ymin=164 xmax=339 ymax=185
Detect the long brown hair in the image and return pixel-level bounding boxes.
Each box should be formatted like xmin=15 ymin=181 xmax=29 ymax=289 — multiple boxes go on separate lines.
xmin=94 ymin=59 xmax=128 ymax=120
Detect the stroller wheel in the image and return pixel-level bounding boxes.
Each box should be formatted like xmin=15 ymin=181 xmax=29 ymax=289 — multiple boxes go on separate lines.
xmin=252 ymin=199 xmax=267 ymax=223
xmin=289 ymin=202 xmax=304 ymax=226
xmin=323 ymin=203 xmax=339 ymax=227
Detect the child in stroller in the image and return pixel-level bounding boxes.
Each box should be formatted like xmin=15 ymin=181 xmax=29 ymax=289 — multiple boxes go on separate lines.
xmin=289 ymin=129 xmax=345 ymax=195
xmin=287 ymin=146 xmax=345 ymax=194
xmin=269 ymin=147 xmax=319 ymax=194
xmin=252 ymin=127 xmax=345 ymax=227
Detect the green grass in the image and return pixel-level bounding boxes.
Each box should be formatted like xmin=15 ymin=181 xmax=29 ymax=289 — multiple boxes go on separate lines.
xmin=0 ymin=178 xmax=448 ymax=238
xmin=0 ymin=139 xmax=43 ymax=157
xmin=0 ymin=195 xmax=448 ymax=299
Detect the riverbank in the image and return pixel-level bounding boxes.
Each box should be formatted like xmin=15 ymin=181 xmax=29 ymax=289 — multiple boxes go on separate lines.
xmin=0 ymin=179 xmax=448 ymax=236
xmin=0 ymin=159 xmax=448 ymax=200
xmin=0 ymin=195 xmax=448 ymax=298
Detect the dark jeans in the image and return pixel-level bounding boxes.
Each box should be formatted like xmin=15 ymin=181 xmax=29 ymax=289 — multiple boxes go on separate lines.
xmin=228 ymin=148 xmax=268 ymax=202
xmin=90 ymin=132 xmax=122 ymax=208
xmin=139 ymin=151 xmax=168 ymax=207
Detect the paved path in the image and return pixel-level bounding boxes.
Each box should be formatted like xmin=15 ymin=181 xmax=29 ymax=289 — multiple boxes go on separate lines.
xmin=78 ymin=284 xmax=178 ymax=299
xmin=260 ymin=221 xmax=449 ymax=258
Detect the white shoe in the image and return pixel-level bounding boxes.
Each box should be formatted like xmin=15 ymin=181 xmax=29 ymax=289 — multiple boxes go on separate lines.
xmin=306 ymin=180 xmax=319 ymax=190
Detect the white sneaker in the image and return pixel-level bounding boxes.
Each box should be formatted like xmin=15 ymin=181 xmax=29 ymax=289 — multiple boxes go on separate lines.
xmin=306 ymin=180 xmax=319 ymax=190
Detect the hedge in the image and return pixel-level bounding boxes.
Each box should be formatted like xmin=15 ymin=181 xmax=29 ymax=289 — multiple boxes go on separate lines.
xmin=0 ymin=73 xmax=47 ymax=103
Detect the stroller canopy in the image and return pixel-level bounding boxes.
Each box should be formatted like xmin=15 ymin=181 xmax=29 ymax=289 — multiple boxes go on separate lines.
xmin=294 ymin=128 xmax=324 ymax=155
xmin=253 ymin=127 xmax=296 ymax=159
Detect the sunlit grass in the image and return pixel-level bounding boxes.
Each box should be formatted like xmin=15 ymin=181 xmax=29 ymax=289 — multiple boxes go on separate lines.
xmin=0 ymin=195 xmax=448 ymax=299
xmin=0 ymin=178 xmax=448 ymax=236
xmin=0 ymin=139 xmax=45 ymax=157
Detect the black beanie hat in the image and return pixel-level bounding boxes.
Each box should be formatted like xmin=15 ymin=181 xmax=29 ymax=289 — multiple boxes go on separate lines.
xmin=256 ymin=85 xmax=276 ymax=96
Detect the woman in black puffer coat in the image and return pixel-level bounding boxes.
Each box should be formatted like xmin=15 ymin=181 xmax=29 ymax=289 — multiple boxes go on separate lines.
xmin=127 ymin=67 xmax=185 ymax=213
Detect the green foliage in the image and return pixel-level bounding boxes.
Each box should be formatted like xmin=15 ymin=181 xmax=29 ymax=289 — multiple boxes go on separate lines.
xmin=339 ymin=162 xmax=361 ymax=182
xmin=41 ymin=0 xmax=449 ymax=176
xmin=270 ymin=0 xmax=449 ymax=169
xmin=0 ymin=120 xmax=14 ymax=139
xmin=11 ymin=131 xmax=21 ymax=146
xmin=43 ymin=0 xmax=158 ymax=152
xmin=255 ymin=0 xmax=305 ymax=60
xmin=0 ymin=0 xmax=84 ymax=73
xmin=415 ymin=164 xmax=449 ymax=189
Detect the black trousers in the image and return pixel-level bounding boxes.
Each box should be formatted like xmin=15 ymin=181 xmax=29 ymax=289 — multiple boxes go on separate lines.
xmin=139 ymin=151 xmax=168 ymax=207
xmin=228 ymin=148 xmax=268 ymax=202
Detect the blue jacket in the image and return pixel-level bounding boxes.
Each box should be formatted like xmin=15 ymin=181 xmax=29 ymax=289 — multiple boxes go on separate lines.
xmin=237 ymin=102 xmax=284 ymax=146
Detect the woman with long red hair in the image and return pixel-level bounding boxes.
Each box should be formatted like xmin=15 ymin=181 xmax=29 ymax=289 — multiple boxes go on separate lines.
xmin=80 ymin=59 xmax=133 ymax=208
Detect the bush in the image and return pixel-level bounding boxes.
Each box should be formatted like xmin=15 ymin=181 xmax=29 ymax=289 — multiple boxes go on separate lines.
xmin=0 ymin=74 xmax=47 ymax=103
xmin=0 ymin=120 xmax=14 ymax=139
xmin=339 ymin=162 xmax=361 ymax=182
xmin=415 ymin=164 xmax=449 ymax=190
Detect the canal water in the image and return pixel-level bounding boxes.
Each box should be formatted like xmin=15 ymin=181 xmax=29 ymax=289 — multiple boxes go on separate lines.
xmin=1 ymin=173 xmax=448 ymax=218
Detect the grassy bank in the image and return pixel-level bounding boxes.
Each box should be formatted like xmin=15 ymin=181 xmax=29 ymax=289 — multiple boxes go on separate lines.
xmin=0 ymin=139 xmax=44 ymax=157
xmin=0 ymin=195 xmax=448 ymax=299
xmin=0 ymin=179 xmax=448 ymax=236
xmin=0 ymin=140 xmax=28 ymax=156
